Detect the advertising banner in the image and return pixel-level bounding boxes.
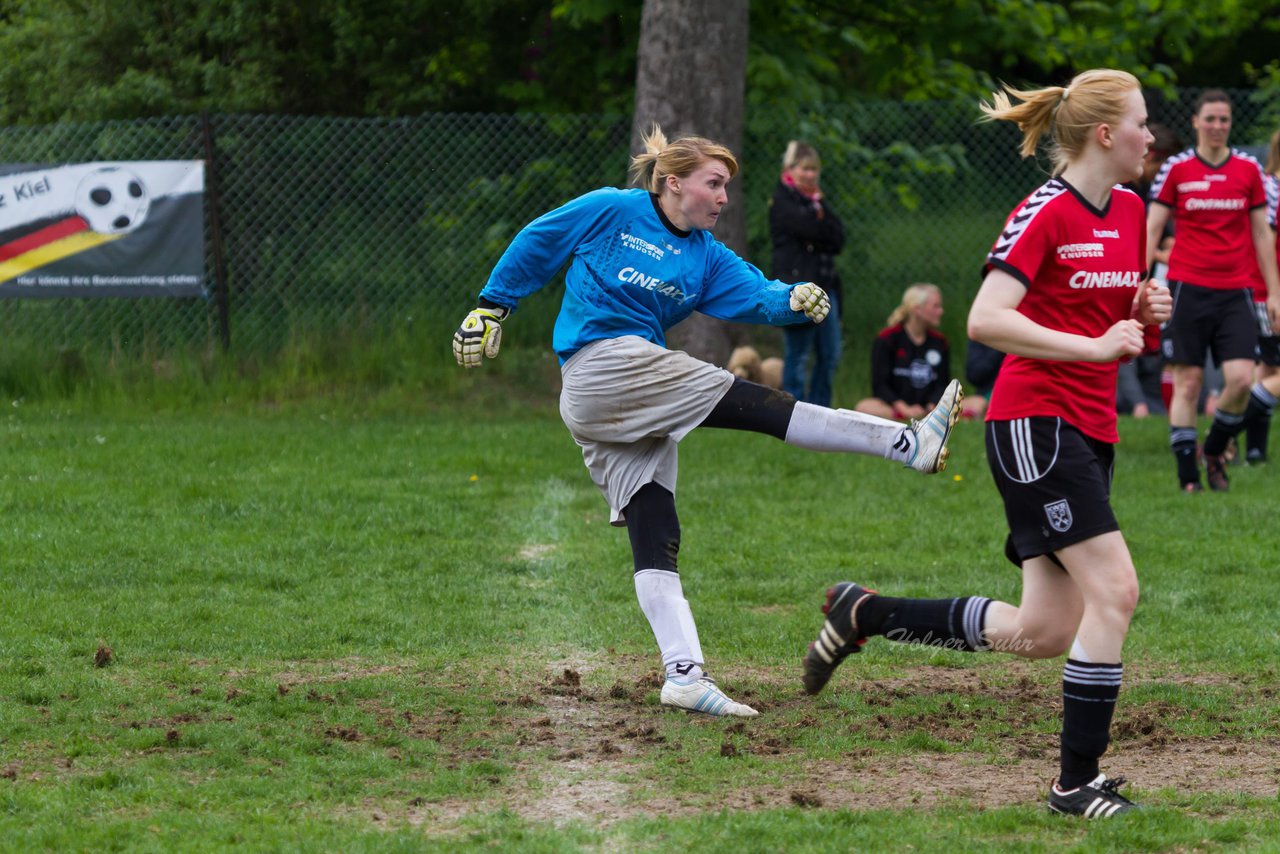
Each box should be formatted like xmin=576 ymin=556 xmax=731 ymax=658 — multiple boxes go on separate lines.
xmin=0 ymin=161 xmax=205 ymax=298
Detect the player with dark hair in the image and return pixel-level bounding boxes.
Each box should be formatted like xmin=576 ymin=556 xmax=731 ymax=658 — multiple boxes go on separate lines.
xmin=802 ymin=69 xmax=1170 ymax=818
xmin=1146 ymin=90 xmax=1280 ymax=491
xmin=455 ymin=125 xmax=963 ymax=718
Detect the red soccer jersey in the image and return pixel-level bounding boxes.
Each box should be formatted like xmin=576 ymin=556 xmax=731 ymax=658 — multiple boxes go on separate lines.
xmin=1151 ymin=148 xmax=1268 ymax=291
xmin=983 ymin=179 xmax=1147 ymax=443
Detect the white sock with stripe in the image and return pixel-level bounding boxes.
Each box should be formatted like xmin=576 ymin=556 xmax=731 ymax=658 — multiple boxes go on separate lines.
xmin=784 ymin=402 xmax=915 ymax=462
xmin=634 ymin=569 xmax=704 ymax=681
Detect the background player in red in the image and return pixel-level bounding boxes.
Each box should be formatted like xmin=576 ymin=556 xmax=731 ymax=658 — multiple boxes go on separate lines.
xmin=1145 ymin=90 xmax=1280 ymax=491
xmin=802 ymin=69 xmax=1170 ymax=818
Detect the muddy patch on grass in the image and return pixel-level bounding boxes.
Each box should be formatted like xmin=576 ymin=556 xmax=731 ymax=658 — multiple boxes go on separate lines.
xmin=382 ymin=659 xmax=1280 ymax=833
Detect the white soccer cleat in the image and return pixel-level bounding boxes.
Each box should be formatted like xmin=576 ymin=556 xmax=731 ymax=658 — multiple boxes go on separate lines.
xmin=660 ymin=675 xmax=759 ymax=717
xmin=906 ymin=379 xmax=963 ymax=474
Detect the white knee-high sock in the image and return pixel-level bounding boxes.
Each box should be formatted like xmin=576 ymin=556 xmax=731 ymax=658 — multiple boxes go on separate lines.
xmin=634 ymin=569 xmax=704 ymax=680
xmin=784 ymin=402 xmax=914 ymax=462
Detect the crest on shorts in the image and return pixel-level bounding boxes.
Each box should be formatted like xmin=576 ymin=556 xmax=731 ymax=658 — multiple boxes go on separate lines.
xmin=1044 ymin=499 xmax=1073 ymax=533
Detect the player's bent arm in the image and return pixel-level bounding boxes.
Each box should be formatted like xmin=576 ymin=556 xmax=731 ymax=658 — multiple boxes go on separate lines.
xmin=481 ymin=189 xmax=622 ymax=307
xmin=1251 ymin=207 xmax=1280 ymax=301
xmin=1145 ymin=204 xmax=1172 ymax=271
xmin=968 ymin=268 xmax=1139 ymax=363
xmin=698 ymin=242 xmax=800 ymax=324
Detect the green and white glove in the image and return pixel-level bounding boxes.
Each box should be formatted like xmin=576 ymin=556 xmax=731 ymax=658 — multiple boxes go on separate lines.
xmin=453 ymin=305 xmax=510 ymax=368
xmin=789 ymin=283 xmax=830 ymax=323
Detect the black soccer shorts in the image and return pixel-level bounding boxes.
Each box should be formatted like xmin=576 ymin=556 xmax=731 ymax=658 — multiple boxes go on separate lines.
xmin=985 ymin=416 xmax=1120 ymax=568
xmin=1161 ymin=281 xmax=1257 ymax=367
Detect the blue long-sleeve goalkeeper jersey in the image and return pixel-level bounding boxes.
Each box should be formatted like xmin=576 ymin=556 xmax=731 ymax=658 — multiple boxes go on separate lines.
xmin=479 ymin=187 xmax=805 ymax=364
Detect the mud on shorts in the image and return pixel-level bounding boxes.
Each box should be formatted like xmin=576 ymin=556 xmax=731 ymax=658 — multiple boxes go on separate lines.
xmin=559 ymin=336 xmax=735 ymax=527
xmin=985 ymin=416 xmax=1120 ymax=567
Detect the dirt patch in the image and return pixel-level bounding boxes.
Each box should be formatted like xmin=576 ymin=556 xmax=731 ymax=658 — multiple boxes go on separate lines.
xmin=384 ymin=660 xmax=1280 ymax=833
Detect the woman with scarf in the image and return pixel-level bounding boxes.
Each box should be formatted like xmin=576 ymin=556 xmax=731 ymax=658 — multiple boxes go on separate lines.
xmin=769 ymin=141 xmax=846 ymax=406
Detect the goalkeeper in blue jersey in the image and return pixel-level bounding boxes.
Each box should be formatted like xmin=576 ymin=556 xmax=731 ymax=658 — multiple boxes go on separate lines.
xmin=454 ymin=126 xmax=963 ymax=717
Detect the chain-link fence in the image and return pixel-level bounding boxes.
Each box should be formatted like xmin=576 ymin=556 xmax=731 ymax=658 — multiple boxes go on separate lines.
xmin=0 ymin=87 xmax=1275 ymax=360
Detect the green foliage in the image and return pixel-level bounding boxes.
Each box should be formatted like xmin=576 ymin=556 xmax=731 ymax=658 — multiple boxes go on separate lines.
xmin=2 ymin=1 xmax=1278 ymax=124
xmin=743 ymin=0 xmax=1280 ymax=105
xmin=0 ymin=0 xmax=643 ymax=124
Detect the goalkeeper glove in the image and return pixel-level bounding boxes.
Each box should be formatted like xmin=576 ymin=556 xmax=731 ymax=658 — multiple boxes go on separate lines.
xmin=789 ymin=283 xmax=830 ymax=323
xmin=453 ymin=304 xmax=510 ymax=368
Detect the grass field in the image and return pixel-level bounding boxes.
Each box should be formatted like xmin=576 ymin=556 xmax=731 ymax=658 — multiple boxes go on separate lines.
xmin=2 ymin=380 xmax=1279 ymax=851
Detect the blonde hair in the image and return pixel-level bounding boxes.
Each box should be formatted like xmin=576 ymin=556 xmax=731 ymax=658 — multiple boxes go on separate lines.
xmin=887 ymin=283 xmax=940 ymax=326
xmin=782 ymin=140 xmax=820 ymax=170
xmin=628 ymin=125 xmax=739 ymax=193
xmin=1268 ymin=128 xmax=1280 ymax=176
xmin=979 ymin=68 xmax=1141 ymax=175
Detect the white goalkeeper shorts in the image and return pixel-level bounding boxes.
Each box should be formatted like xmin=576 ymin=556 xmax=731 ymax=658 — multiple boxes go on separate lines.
xmin=559 ymin=336 xmax=735 ymax=527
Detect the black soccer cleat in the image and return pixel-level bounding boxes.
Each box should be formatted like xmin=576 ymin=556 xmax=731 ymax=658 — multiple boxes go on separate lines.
xmin=802 ymin=582 xmax=876 ymax=695
xmin=1048 ymin=774 xmax=1138 ymax=819
xmin=1204 ymin=452 xmax=1230 ymax=492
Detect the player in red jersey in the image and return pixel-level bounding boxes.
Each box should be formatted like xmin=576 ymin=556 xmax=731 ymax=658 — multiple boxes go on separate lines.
xmin=1146 ymin=90 xmax=1280 ymax=491
xmin=801 ymin=69 xmax=1170 ymax=818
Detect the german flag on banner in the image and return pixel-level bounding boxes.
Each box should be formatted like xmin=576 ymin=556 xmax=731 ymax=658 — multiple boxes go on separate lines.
xmin=0 ymin=161 xmax=205 ymax=298
xmin=0 ymin=215 xmax=122 ymax=282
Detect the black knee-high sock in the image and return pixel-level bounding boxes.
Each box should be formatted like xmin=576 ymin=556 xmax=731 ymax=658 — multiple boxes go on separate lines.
xmin=1169 ymin=426 xmax=1198 ymax=485
xmin=1244 ymin=383 xmax=1275 ymax=460
xmin=1203 ymin=409 xmax=1244 ymax=457
xmin=1059 ymin=659 xmax=1122 ymax=789
xmin=860 ymin=595 xmax=993 ymax=652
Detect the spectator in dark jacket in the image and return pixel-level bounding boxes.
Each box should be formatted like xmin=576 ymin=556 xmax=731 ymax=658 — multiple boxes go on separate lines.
xmin=770 ymin=141 xmax=845 ymax=406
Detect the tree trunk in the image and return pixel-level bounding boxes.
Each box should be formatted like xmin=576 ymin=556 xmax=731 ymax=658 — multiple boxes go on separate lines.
xmin=631 ymin=0 xmax=750 ymax=367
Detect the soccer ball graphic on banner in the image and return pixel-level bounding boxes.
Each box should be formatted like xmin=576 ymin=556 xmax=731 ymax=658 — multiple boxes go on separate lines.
xmin=74 ymin=167 xmax=151 ymax=234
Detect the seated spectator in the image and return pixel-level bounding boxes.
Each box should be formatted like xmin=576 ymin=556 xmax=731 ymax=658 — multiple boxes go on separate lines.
xmin=855 ymin=283 xmax=960 ymax=420
xmin=1117 ymin=324 xmax=1165 ymax=418
xmin=963 ymin=339 xmax=1005 ymax=420
xmin=1117 ymin=356 xmax=1166 ymax=418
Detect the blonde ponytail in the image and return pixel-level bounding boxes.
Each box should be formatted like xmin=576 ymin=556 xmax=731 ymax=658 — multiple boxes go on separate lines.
xmin=980 ymin=69 xmax=1141 ymax=175
xmin=628 ymin=124 xmax=739 ymax=193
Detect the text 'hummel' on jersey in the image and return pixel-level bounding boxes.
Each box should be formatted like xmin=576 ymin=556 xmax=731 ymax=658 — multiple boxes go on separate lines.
xmin=618 ymin=266 xmax=690 ymax=303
